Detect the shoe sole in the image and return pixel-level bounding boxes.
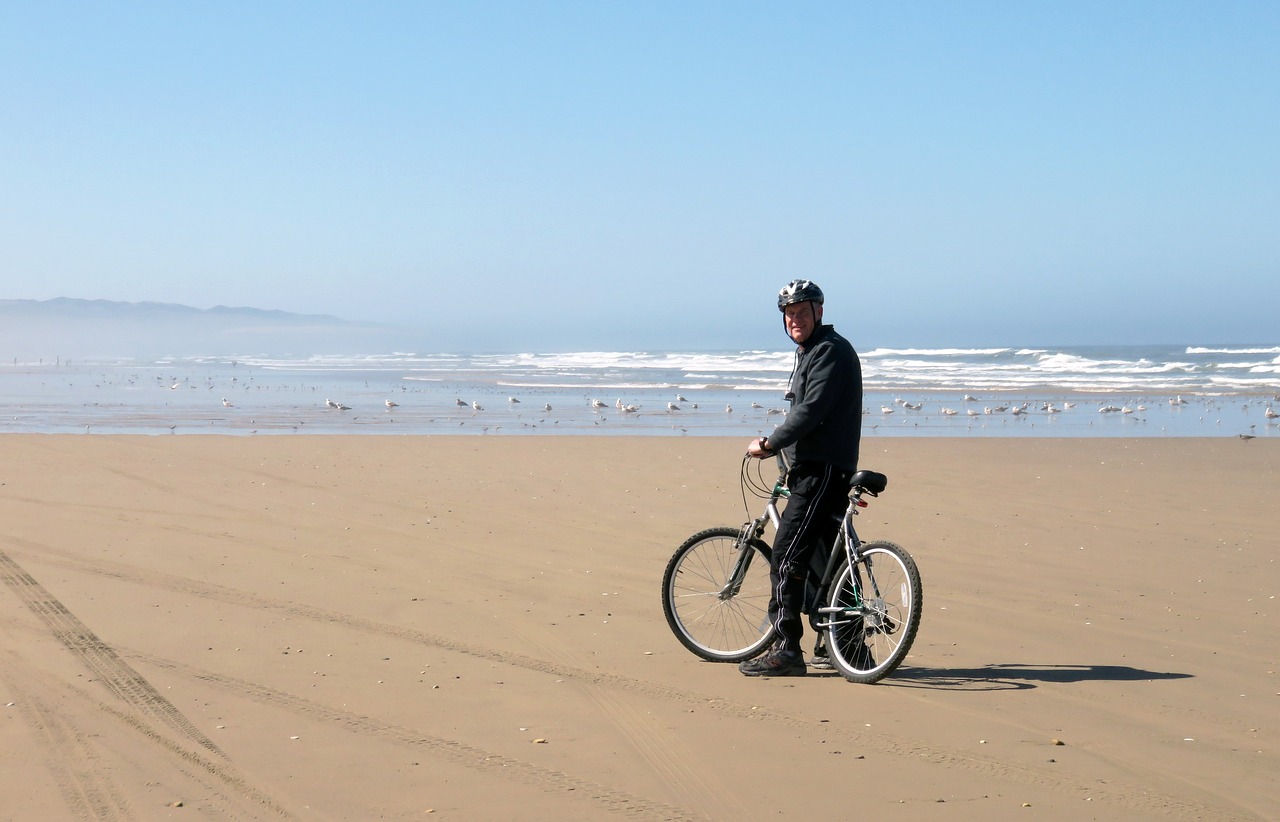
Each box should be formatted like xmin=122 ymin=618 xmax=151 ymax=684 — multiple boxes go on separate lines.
xmin=739 ymin=665 xmax=807 ymax=678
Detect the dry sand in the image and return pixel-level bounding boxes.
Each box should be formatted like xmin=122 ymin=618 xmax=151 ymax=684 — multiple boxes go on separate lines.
xmin=0 ymin=435 xmax=1275 ymax=821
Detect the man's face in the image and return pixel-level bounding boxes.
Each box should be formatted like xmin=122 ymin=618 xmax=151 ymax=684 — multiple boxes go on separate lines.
xmin=783 ymin=301 xmax=822 ymax=344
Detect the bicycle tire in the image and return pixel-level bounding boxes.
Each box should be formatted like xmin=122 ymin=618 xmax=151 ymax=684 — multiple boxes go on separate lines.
xmin=824 ymin=540 xmax=922 ymax=684
xmin=661 ymin=526 xmax=775 ymax=662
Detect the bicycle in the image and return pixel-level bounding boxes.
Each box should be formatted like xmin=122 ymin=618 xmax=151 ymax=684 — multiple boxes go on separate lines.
xmin=660 ymin=454 xmax=923 ymax=683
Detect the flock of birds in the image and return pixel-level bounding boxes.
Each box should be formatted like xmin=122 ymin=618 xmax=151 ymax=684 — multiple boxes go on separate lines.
xmin=867 ymin=392 xmax=1280 ymax=438
xmin=163 ymin=374 xmax=1280 ymax=438
xmin=234 ymin=390 xmax=1280 ymax=430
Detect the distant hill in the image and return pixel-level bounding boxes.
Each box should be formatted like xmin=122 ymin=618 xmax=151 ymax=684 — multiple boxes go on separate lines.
xmin=0 ymin=298 xmax=423 ymax=359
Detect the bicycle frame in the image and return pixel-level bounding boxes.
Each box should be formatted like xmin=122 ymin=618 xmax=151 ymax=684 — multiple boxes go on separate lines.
xmin=812 ymin=488 xmax=874 ymax=629
xmin=722 ymin=456 xmax=879 ymax=623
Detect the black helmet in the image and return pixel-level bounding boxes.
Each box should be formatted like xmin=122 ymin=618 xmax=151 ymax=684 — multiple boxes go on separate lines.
xmin=777 ymin=279 xmax=824 ymax=311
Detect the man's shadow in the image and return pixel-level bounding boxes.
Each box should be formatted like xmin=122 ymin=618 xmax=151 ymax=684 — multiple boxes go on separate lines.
xmin=871 ymin=663 xmax=1194 ymax=691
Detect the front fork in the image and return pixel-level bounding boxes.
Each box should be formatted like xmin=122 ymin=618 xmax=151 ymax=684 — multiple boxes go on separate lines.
xmin=718 ymin=514 xmax=772 ymax=601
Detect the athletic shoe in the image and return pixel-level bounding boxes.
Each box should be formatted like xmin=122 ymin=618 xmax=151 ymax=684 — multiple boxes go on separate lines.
xmin=809 ymin=637 xmax=833 ymax=669
xmin=808 ymin=654 xmax=833 ymax=670
xmin=739 ymin=645 xmax=806 ymax=677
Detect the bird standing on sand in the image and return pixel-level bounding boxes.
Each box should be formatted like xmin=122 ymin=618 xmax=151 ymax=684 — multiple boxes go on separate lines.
xmin=591 ymin=399 xmax=608 ymax=409
xmin=456 ymin=398 xmax=468 ymax=407
xmin=222 ymin=398 xmax=234 ymax=407
xmin=385 ymin=399 xmax=398 ymax=410
xmin=667 ymin=402 xmax=681 ymax=411
xmin=472 ymin=401 xmax=484 ymax=411
xmin=326 ymin=398 xmax=339 ymax=409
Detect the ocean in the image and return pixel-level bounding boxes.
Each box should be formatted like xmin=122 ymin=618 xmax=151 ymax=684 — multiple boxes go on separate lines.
xmin=3 ymin=344 xmax=1278 ymax=438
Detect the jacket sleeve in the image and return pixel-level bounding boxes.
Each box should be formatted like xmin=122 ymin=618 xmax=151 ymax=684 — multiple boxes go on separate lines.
xmin=765 ymin=341 xmax=847 ymax=452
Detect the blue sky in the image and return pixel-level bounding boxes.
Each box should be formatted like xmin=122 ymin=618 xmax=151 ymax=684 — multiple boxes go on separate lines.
xmin=2 ymin=2 xmax=1277 ymax=351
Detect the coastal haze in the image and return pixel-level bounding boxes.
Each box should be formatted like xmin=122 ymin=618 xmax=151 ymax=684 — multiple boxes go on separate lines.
xmin=0 ymin=298 xmax=420 ymax=360
xmin=2 ymin=299 xmax=1275 ymax=438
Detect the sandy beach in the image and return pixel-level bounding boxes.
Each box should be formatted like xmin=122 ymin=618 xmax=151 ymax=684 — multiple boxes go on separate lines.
xmin=0 ymin=435 xmax=1275 ymax=820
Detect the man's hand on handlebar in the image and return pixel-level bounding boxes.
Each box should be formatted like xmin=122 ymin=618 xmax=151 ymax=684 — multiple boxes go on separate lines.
xmin=746 ymin=437 xmax=773 ymax=459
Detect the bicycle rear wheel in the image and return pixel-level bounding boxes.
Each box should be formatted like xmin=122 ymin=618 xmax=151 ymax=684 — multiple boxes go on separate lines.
xmin=661 ymin=527 xmax=775 ymax=662
xmin=824 ymin=540 xmax=922 ymax=684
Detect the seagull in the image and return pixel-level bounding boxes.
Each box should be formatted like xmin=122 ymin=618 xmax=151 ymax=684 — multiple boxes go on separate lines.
xmin=170 ymin=382 xmax=181 ymax=390
xmin=941 ymin=407 xmax=958 ymax=416
xmin=326 ymin=398 xmax=340 ymax=409
xmin=544 ymin=403 xmax=553 ymax=412
xmin=725 ymin=404 xmax=733 ymax=413
xmin=667 ymin=402 xmax=681 ymax=411
xmin=509 ymin=397 xmax=520 ymax=404
xmin=880 ymin=406 xmax=895 ymax=414
xmin=1265 ymin=406 xmax=1279 ymax=420
xmin=676 ymin=394 xmax=689 ymax=403
xmin=623 ymin=404 xmax=640 ymax=413
xmin=591 ymin=398 xmax=608 ymax=409
xmin=455 ymin=398 xmax=468 ymax=407
xmin=222 ymin=398 xmax=234 ymax=407
xmin=472 ymin=401 xmax=484 ymax=411
xmin=767 ymin=408 xmax=785 ymax=416
xmin=385 ymin=399 xmax=398 ymax=410
xmin=751 ymin=401 xmax=763 ymax=409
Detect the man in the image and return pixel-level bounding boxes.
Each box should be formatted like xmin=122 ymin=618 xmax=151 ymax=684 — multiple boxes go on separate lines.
xmin=741 ymin=279 xmax=863 ymax=677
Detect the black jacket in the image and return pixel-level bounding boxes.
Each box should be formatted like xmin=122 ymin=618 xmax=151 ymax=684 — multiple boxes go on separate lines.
xmin=766 ymin=324 xmax=862 ymax=473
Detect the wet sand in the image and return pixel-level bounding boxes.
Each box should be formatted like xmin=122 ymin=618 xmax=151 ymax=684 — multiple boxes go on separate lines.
xmin=0 ymin=435 xmax=1275 ymax=820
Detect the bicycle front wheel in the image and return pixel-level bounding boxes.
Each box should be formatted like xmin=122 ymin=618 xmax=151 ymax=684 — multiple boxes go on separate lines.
xmin=661 ymin=527 xmax=775 ymax=662
xmin=825 ymin=540 xmax=922 ymax=684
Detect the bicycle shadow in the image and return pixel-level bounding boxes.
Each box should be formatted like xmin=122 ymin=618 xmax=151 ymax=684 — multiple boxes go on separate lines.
xmin=864 ymin=663 xmax=1194 ymax=692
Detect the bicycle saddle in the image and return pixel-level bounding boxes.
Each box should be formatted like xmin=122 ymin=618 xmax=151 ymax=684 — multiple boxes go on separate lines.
xmin=849 ymin=470 xmax=887 ymax=496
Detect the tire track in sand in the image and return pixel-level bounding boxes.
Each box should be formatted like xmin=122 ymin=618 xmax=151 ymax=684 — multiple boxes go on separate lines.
xmin=14 ymin=540 xmax=1257 ymax=822
xmin=128 ymin=649 xmax=706 ymax=821
xmin=1 ymin=655 xmax=134 ymax=822
xmin=0 ymin=548 xmax=294 ymax=820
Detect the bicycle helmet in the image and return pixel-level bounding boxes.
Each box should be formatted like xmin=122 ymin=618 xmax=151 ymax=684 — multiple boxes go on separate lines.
xmin=777 ymin=279 xmax=824 ymax=311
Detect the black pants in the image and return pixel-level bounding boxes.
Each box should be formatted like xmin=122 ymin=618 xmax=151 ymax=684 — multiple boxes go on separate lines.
xmin=769 ymin=462 xmax=851 ymax=653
